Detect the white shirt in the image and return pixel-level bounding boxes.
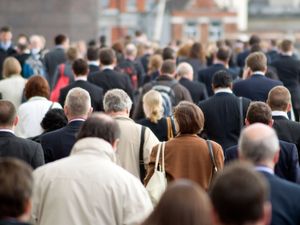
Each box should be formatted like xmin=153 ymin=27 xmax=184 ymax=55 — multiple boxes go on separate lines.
xmin=75 ymin=76 xmax=87 ymax=81
xmin=101 ymin=65 xmax=114 ymax=70
xmin=272 ymin=111 xmax=289 ymax=119
xmin=252 ymin=71 xmax=265 ymax=76
xmin=214 ymin=88 xmax=233 ymax=94
xmin=255 ymin=166 xmax=274 ymax=175
xmin=15 ymin=96 xmax=62 ymax=138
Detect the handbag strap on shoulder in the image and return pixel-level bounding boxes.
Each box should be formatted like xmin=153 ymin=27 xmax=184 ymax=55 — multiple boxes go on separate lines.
xmin=207 ymin=140 xmax=217 ymax=172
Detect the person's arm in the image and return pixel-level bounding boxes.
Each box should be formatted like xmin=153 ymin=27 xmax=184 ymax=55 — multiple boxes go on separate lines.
xmin=31 ymin=143 xmax=45 ymax=169
xmin=143 ymin=127 xmax=160 ymax=170
xmin=144 ymin=145 xmax=159 ymax=185
xmin=289 ymin=144 xmax=300 ymax=183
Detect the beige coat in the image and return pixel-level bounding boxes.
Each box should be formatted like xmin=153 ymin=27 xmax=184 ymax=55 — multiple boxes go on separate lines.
xmin=31 ymin=137 xmax=152 ymax=225
xmin=114 ymin=115 xmax=160 ymax=178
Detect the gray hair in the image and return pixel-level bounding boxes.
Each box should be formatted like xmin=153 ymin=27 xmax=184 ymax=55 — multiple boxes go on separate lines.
xmin=65 ymin=87 xmax=91 ymax=117
xmin=238 ymin=123 xmax=280 ymax=164
xmin=125 ymin=43 xmax=137 ymax=57
xmin=176 ymin=62 xmax=193 ymax=78
xmin=103 ymin=89 xmax=132 ymax=113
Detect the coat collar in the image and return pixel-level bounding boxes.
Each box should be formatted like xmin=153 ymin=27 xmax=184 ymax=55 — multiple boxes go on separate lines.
xmin=70 ymin=137 xmax=116 ymax=162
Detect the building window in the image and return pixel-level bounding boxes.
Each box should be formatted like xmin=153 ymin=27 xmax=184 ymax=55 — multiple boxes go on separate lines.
xmin=209 ymin=20 xmax=223 ymax=41
xmin=127 ymin=0 xmax=137 ymax=12
xmin=100 ymin=0 xmax=109 ymax=9
xmin=183 ymin=21 xmax=199 ymax=40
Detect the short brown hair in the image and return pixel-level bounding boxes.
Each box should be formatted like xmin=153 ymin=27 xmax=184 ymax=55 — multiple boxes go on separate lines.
xmin=160 ymin=59 xmax=176 ymax=75
xmin=0 ymin=100 xmax=16 ymax=126
xmin=99 ymin=48 xmax=115 ymax=65
xmin=267 ymin=86 xmax=291 ymax=111
xmin=246 ymin=102 xmax=272 ymax=125
xmin=280 ymin=39 xmax=293 ymax=53
xmin=72 ymin=59 xmax=88 ymax=76
xmin=246 ymin=52 xmax=267 ymax=72
xmin=24 ymin=75 xmax=50 ymax=99
xmin=210 ymin=162 xmax=269 ymax=225
xmin=174 ymin=101 xmax=204 ymax=134
xmin=2 ymin=57 xmax=22 ymax=78
xmin=0 ymin=158 xmax=33 ymax=219
xmin=66 ymin=47 xmax=78 ymax=62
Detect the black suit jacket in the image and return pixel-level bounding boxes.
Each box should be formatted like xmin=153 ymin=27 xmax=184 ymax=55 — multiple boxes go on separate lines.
xmin=179 ymin=77 xmax=208 ymax=104
xmin=87 ymin=68 xmax=133 ymax=100
xmin=41 ymin=120 xmax=84 ymax=163
xmin=198 ymin=92 xmax=251 ymax=150
xmin=225 ymin=140 xmax=300 ymax=183
xmin=58 ymin=80 xmax=104 ymax=111
xmin=88 ymin=64 xmax=99 ymax=74
xmin=0 ymin=131 xmax=44 ymax=169
xmin=271 ymin=55 xmax=300 ymax=109
xmin=233 ymin=74 xmax=283 ymax=102
xmin=198 ymin=64 xmax=235 ymax=96
xmin=273 ymin=115 xmax=300 ymax=154
xmin=260 ymin=171 xmax=300 ymax=225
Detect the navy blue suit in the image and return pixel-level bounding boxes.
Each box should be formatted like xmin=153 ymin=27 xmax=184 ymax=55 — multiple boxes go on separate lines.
xmin=233 ymin=74 xmax=283 ymax=102
xmin=225 ymin=140 xmax=300 ymax=183
xmin=40 ymin=120 xmax=84 ymax=163
xmin=260 ymin=170 xmax=300 ymax=225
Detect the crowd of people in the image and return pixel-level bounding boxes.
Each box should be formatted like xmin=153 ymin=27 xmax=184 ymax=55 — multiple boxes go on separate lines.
xmin=1 ymin=25 xmax=300 ymax=225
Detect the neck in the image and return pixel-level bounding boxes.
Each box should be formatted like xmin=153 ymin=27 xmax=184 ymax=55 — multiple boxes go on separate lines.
xmin=214 ymin=60 xmax=227 ymax=67
xmin=67 ymin=116 xmax=87 ymax=122
xmin=108 ymin=111 xmax=129 ymax=117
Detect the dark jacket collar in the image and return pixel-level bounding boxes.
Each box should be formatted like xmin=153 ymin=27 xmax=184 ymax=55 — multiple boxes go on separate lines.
xmin=272 ymin=115 xmax=289 ymax=121
xmin=0 ymin=131 xmax=15 ymax=137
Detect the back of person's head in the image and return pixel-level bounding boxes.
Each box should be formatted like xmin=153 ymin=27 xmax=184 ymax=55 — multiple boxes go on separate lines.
xmin=212 ymin=70 xmax=232 ymax=89
xmin=142 ymin=180 xmax=212 ymax=225
xmin=65 ymin=87 xmax=91 ymax=118
xmin=148 ymin=54 xmax=163 ymax=74
xmin=160 ymin=59 xmax=176 ymax=76
xmin=0 ymin=158 xmax=33 ymax=221
xmin=250 ymin=43 xmax=263 ymax=53
xmin=77 ymin=113 xmax=120 ymax=146
xmin=216 ymin=46 xmax=231 ymax=62
xmin=246 ymin=102 xmax=272 ymax=125
xmin=2 ymin=57 xmax=21 ymax=78
xmin=103 ymin=89 xmax=132 ymax=113
xmin=54 ymin=34 xmax=67 ymax=46
xmin=72 ymin=59 xmax=88 ymax=76
xmin=174 ymin=101 xmax=204 ymax=135
xmin=210 ymin=162 xmax=270 ymax=225
xmin=246 ymin=52 xmax=267 ymax=72
xmin=41 ymin=108 xmax=67 ymax=132
xmin=249 ymin=34 xmax=261 ymax=46
xmin=143 ymin=90 xmax=164 ymax=123
xmin=280 ymin=39 xmax=293 ymax=53
xmin=66 ymin=46 xmax=78 ymax=62
xmin=238 ymin=123 xmax=280 ymax=164
xmin=86 ymin=47 xmax=99 ymax=61
xmin=176 ymin=62 xmax=193 ymax=80
xmin=189 ymin=42 xmax=205 ymax=61
xmin=0 ymin=100 xmax=16 ymax=127
xmin=162 ymin=47 xmax=176 ymax=61
xmin=99 ymin=48 xmax=115 ymax=65
xmin=267 ymin=86 xmax=291 ymax=111
xmin=125 ymin=43 xmax=137 ymax=58
xmin=24 ymin=75 xmax=50 ymax=100
xmin=0 ymin=26 xmax=11 ymax=33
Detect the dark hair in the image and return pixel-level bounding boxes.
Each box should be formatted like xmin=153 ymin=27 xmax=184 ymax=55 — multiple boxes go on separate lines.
xmin=142 ymin=180 xmax=211 ymax=225
xmin=72 ymin=59 xmax=88 ymax=76
xmin=24 ymin=75 xmax=50 ymax=99
xmin=54 ymin=34 xmax=67 ymax=45
xmin=41 ymin=108 xmax=67 ymax=132
xmin=0 ymin=100 xmax=16 ymax=126
xmin=246 ymin=102 xmax=272 ymax=125
xmin=189 ymin=42 xmax=206 ymax=63
xmin=246 ymin=52 xmax=267 ymax=72
xmin=99 ymin=48 xmax=115 ymax=65
xmin=77 ymin=113 xmax=120 ymax=145
xmin=249 ymin=35 xmax=261 ymax=46
xmin=250 ymin=43 xmax=262 ymax=53
xmin=160 ymin=59 xmax=176 ymax=75
xmin=0 ymin=158 xmax=33 ymax=219
xmin=162 ymin=47 xmax=176 ymax=60
xmin=210 ymin=162 xmax=269 ymax=225
xmin=280 ymin=39 xmax=293 ymax=53
xmin=86 ymin=47 xmax=99 ymax=61
xmin=0 ymin=26 xmax=11 ymax=33
xmin=216 ymin=46 xmax=231 ymax=62
xmin=174 ymin=101 xmax=204 ymax=134
xmin=212 ymin=70 xmax=232 ymax=88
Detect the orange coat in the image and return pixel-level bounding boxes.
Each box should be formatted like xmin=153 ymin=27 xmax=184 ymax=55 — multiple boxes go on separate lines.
xmin=144 ymin=134 xmax=224 ymax=191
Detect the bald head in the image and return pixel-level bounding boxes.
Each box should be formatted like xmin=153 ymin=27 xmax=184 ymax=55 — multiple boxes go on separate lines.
xmin=238 ymin=123 xmax=279 ymax=165
xmin=176 ymin=62 xmax=193 ymax=80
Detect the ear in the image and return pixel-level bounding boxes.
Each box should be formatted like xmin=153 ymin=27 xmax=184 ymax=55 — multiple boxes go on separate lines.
xmin=269 ymin=119 xmax=274 ymax=127
xmin=287 ymin=103 xmax=292 ymax=112
xmin=20 ymin=199 xmax=32 ymax=221
xmin=112 ymin=139 xmax=119 ymax=151
xmin=64 ymin=105 xmax=68 ymax=116
xmin=273 ymin=150 xmax=280 ymax=164
xmin=229 ymin=83 xmax=233 ymax=90
xmin=88 ymin=107 xmax=93 ymax=116
xmin=13 ymin=116 xmax=19 ymax=126
xmin=211 ymin=208 xmax=222 ymax=225
xmin=245 ymin=118 xmax=250 ymax=126
xmin=261 ymin=202 xmax=272 ymax=225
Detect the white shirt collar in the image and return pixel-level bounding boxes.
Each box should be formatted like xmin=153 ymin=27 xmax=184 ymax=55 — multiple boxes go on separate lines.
xmin=214 ymin=88 xmax=233 ymax=94
xmin=255 ymin=166 xmax=274 ymax=174
xmin=101 ymin=65 xmax=114 ymax=71
xmin=75 ymin=76 xmax=87 ymax=81
xmin=88 ymin=61 xmax=100 ymax=66
xmin=0 ymin=129 xmax=14 ymax=134
xmin=252 ymin=71 xmax=265 ymax=76
xmin=272 ymin=111 xmax=289 ymax=119
xmin=69 ymin=118 xmax=85 ymax=123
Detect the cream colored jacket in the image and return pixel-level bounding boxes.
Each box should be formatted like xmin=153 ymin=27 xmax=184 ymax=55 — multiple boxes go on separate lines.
xmin=31 ymin=137 xmax=152 ymax=225
xmin=114 ymin=115 xmax=160 ymax=179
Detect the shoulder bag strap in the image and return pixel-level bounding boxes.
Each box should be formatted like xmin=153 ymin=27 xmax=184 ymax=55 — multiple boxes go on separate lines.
xmin=139 ymin=126 xmax=146 ymax=181
xmin=206 ymin=140 xmax=218 ymax=173
xmin=161 ymin=142 xmax=165 ymax=172
xmin=166 ymin=117 xmax=174 ymax=140
xmin=239 ymin=97 xmax=243 ymax=130
xmin=47 ymin=102 xmax=54 ymax=112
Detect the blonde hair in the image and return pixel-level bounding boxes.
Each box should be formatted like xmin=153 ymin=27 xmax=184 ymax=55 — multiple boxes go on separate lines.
xmin=2 ymin=57 xmax=22 ymax=78
xmin=148 ymin=54 xmax=163 ymax=74
xmin=143 ymin=90 xmax=164 ymax=123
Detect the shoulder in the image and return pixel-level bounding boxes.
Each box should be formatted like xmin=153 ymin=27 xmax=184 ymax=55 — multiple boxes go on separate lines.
xmin=41 ymin=127 xmax=66 ymax=140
